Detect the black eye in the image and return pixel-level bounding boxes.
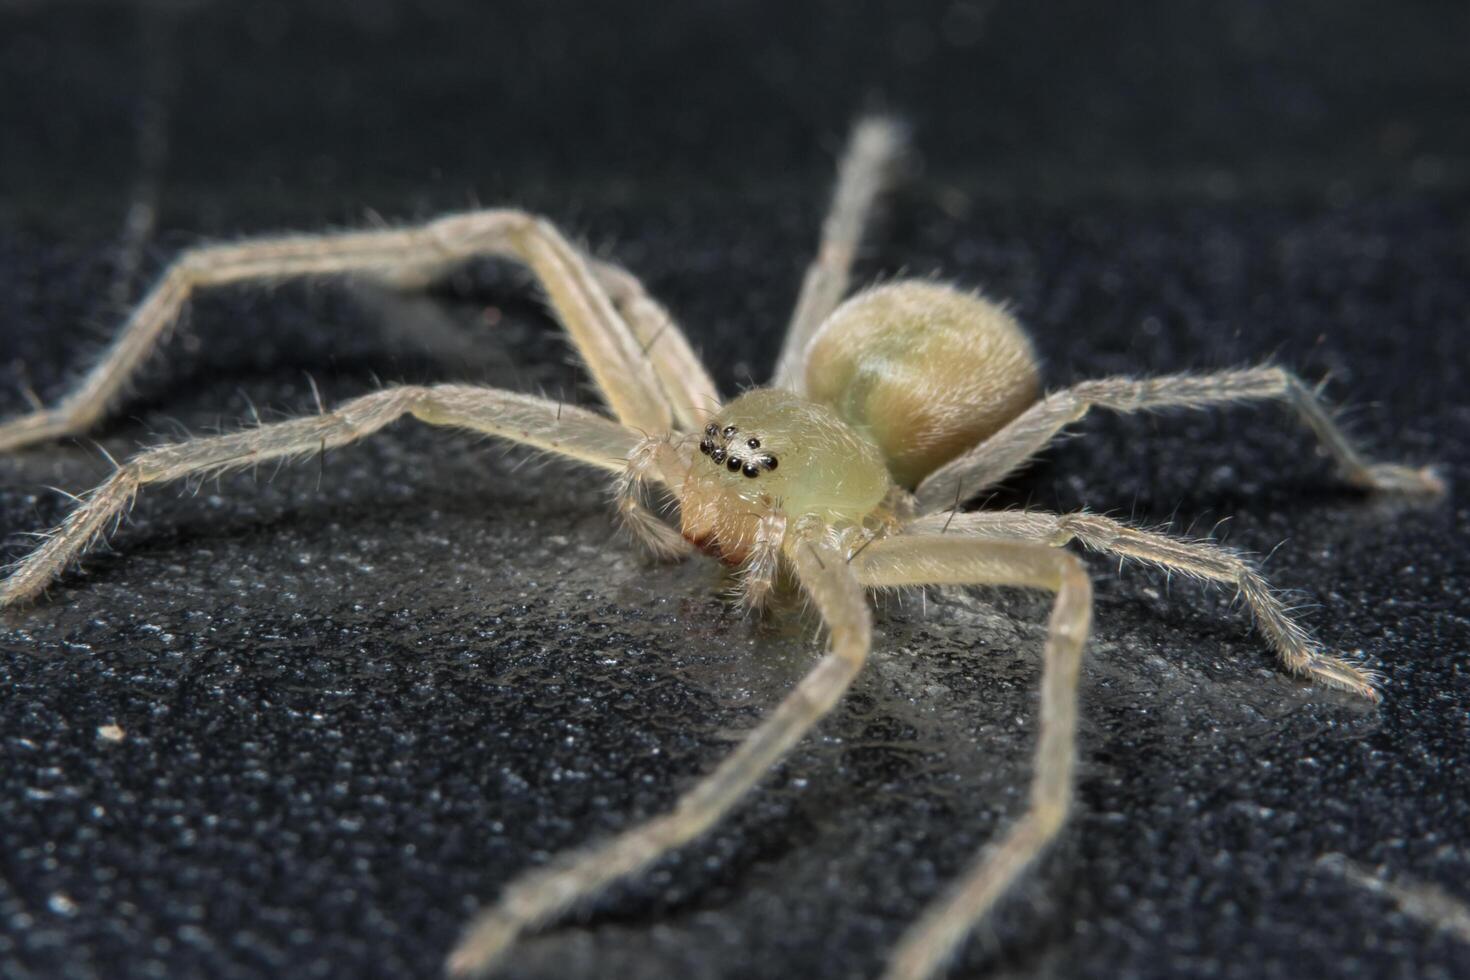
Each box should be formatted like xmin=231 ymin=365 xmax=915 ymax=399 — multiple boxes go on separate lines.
xmin=742 ymin=463 xmax=760 ymax=478
xmin=705 ymin=422 xmax=718 ymax=436
xmin=726 ymin=456 xmax=742 ymax=472
xmin=710 ymin=447 xmax=726 ymax=463
xmin=746 ymin=437 xmax=760 ymax=449
xmin=698 ymin=440 xmax=712 ymax=455
xmin=763 ymin=455 xmax=778 ymax=470
xmin=722 ymin=425 xmax=737 ymax=438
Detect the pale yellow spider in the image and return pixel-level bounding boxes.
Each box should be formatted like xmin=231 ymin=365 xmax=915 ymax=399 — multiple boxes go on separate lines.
xmin=0 ymin=118 xmax=1444 ymax=979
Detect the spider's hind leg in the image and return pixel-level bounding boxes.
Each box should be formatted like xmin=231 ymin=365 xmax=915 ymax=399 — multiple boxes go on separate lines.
xmin=909 ymin=508 xmax=1382 ymax=699
xmin=913 ymin=366 xmax=1445 ymax=513
xmin=772 ymin=115 xmax=907 ymax=391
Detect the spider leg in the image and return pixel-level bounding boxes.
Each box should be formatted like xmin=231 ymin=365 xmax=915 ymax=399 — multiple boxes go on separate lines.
xmin=588 ymin=257 xmax=721 ymax=430
xmin=912 ymin=366 xmax=1445 ymax=513
xmin=735 ymin=510 xmax=788 ymax=609
xmin=848 ymin=535 xmax=1092 ymax=980
xmin=446 ymin=528 xmax=870 ymax=978
xmin=772 ymin=115 xmax=906 ymax=392
xmin=615 ymin=436 xmax=695 ymax=558
xmin=909 ymin=508 xmax=1381 ymax=698
xmin=0 ymin=385 xmax=640 ymax=606
xmin=0 ymin=209 xmax=719 ymax=451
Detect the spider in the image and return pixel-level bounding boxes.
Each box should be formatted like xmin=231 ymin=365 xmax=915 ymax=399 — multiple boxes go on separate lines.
xmin=0 ymin=117 xmax=1445 ymax=980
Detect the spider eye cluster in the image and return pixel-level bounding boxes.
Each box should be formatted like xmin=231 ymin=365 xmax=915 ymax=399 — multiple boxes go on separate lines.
xmin=700 ymin=422 xmax=778 ymax=478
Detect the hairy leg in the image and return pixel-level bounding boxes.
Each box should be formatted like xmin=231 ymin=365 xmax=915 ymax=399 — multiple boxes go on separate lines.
xmin=913 ymin=367 xmax=1445 ymax=513
xmin=735 ymin=510 xmax=788 ymax=609
xmin=589 ymin=257 xmax=721 ymax=430
xmin=908 ymin=508 xmax=1381 ymax=698
xmin=343 ymin=239 xmax=719 ymax=431
xmin=0 ymin=385 xmax=639 ymax=606
xmin=0 ymin=209 xmax=693 ymax=450
xmin=848 ymin=536 xmax=1092 ymax=980
xmin=772 ymin=116 xmax=906 ymax=391
xmin=615 ymin=436 xmax=695 ymax=558
xmin=446 ymin=528 xmax=870 ymax=977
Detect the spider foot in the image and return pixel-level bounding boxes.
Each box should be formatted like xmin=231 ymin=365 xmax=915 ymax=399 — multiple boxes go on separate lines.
xmin=445 ymin=911 xmax=520 ymax=978
xmin=1301 ymin=652 xmax=1383 ymax=702
xmin=1352 ymin=462 xmax=1446 ymax=497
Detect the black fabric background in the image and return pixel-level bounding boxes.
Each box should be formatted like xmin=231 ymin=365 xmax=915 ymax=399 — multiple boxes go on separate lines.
xmin=1 ymin=2 xmax=1467 ymax=978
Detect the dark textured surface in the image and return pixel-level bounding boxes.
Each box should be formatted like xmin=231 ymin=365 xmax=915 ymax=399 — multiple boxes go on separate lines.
xmin=2 ymin=3 xmax=1468 ymax=979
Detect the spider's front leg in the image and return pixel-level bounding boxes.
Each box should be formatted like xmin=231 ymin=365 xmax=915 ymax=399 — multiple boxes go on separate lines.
xmin=849 ymin=535 xmax=1093 ymax=980
xmin=0 ymin=385 xmax=640 ymax=607
xmin=913 ymin=366 xmax=1445 ymax=513
xmin=447 ymin=526 xmax=870 ymax=977
xmin=0 ymin=208 xmax=720 ymax=452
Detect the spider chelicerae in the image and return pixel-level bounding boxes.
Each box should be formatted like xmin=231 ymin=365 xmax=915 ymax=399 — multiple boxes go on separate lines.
xmin=0 ymin=118 xmax=1445 ymax=979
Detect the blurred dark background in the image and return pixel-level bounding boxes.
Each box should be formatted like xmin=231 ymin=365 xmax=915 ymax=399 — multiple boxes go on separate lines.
xmin=4 ymin=0 xmax=1468 ymax=205
xmin=1 ymin=2 xmax=1467 ymax=979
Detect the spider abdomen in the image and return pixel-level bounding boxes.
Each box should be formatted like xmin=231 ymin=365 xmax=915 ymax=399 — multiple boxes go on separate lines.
xmin=803 ymin=280 xmax=1040 ymax=488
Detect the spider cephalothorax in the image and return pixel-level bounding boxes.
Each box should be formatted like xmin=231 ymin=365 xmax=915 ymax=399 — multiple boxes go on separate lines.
xmin=676 ymin=388 xmax=891 ymax=566
xmin=0 ymin=117 xmax=1443 ymax=980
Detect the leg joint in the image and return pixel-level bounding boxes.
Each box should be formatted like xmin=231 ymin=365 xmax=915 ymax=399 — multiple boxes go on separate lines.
xmin=425 ymin=209 xmax=530 ymax=253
